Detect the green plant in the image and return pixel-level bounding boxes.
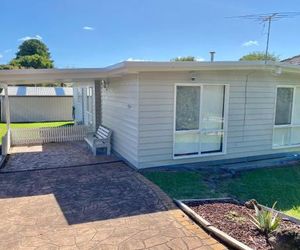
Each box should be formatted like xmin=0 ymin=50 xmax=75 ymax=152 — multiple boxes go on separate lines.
xmin=248 ymin=202 xmax=281 ymax=235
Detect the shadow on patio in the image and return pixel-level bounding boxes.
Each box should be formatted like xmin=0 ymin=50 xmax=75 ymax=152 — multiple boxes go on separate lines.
xmin=0 ymin=141 xmax=225 ymax=249
xmin=0 ymin=141 xmax=170 ymax=225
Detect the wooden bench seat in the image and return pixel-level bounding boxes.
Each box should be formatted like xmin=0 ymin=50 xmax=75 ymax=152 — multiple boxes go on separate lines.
xmin=84 ymin=125 xmax=112 ymax=155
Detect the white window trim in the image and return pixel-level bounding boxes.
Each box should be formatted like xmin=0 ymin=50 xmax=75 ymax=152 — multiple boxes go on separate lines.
xmin=273 ymin=85 xmax=300 ymax=149
xmin=173 ymin=83 xmax=229 ymax=159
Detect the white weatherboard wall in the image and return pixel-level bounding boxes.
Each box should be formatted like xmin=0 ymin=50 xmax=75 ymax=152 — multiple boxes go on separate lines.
xmin=137 ymin=71 xmax=300 ymax=168
xmin=1 ymin=96 xmax=73 ymax=122
xmin=101 ymin=74 xmax=139 ymax=167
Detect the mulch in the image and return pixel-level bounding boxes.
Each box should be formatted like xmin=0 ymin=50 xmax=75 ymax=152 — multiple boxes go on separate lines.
xmin=186 ymin=201 xmax=300 ymax=250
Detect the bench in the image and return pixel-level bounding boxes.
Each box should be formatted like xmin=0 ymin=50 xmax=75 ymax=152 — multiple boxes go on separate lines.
xmin=84 ymin=126 xmax=112 ymax=155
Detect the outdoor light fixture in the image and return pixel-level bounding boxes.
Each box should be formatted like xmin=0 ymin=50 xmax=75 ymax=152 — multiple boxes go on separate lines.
xmin=101 ymin=79 xmax=110 ymax=90
xmin=190 ymin=71 xmax=199 ymax=81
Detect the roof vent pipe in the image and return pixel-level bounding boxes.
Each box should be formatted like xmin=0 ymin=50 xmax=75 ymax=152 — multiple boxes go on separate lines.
xmin=210 ymin=51 xmax=216 ymax=62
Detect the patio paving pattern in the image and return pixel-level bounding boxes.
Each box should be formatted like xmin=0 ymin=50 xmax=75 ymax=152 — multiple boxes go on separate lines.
xmin=0 ymin=143 xmax=226 ymax=249
xmin=4 ymin=141 xmax=119 ymax=172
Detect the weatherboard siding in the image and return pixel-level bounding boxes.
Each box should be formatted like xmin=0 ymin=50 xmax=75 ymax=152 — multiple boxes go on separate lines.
xmin=101 ymin=74 xmax=139 ymax=167
xmin=137 ymin=71 xmax=300 ymax=168
xmin=1 ymin=96 xmax=73 ymax=122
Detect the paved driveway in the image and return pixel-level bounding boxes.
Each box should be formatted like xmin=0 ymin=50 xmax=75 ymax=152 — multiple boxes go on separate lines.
xmin=0 ymin=144 xmax=226 ymax=249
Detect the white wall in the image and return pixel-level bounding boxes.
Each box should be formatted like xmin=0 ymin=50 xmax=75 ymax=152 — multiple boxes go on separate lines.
xmin=137 ymin=70 xmax=300 ymax=168
xmin=1 ymin=96 xmax=73 ymax=122
xmin=101 ymin=74 xmax=139 ymax=166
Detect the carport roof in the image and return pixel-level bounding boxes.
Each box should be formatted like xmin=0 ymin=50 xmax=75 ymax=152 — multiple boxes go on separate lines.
xmin=0 ymin=60 xmax=300 ymax=85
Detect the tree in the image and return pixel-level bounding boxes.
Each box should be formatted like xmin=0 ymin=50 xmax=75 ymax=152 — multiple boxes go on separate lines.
xmin=0 ymin=64 xmax=18 ymax=70
xmin=10 ymin=55 xmax=53 ymax=69
xmin=10 ymin=39 xmax=54 ymax=68
xmin=171 ymin=56 xmax=197 ymax=62
xmin=16 ymin=39 xmax=50 ymax=58
xmin=239 ymin=52 xmax=279 ymax=61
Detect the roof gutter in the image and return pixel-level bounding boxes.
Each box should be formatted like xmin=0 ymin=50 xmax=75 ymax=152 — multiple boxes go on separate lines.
xmin=0 ymin=61 xmax=299 ymax=84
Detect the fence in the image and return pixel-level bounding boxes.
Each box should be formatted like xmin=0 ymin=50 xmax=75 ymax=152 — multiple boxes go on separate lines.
xmin=11 ymin=125 xmax=90 ymax=146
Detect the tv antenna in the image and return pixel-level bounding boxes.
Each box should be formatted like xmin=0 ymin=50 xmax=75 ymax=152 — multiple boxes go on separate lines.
xmin=228 ymin=12 xmax=300 ymax=63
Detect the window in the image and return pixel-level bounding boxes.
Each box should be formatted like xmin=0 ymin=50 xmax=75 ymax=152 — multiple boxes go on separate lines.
xmin=273 ymin=86 xmax=300 ymax=148
xmin=174 ymin=84 xmax=228 ymax=158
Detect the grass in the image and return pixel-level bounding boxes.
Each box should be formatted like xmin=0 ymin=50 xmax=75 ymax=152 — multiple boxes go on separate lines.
xmin=142 ymin=166 xmax=300 ymax=219
xmin=0 ymin=121 xmax=74 ymax=145
xmin=218 ymin=166 xmax=300 ymax=219
xmin=143 ymin=170 xmax=216 ymax=199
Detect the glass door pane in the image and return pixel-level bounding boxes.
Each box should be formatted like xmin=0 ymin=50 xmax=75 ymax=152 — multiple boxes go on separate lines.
xmin=273 ymin=127 xmax=291 ymax=147
xmin=174 ymin=86 xmax=200 ymax=156
xmin=176 ymin=86 xmax=200 ymax=131
xmin=293 ymin=87 xmax=300 ymax=125
xmin=174 ymin=132 xmax=199 ymax=156
xmin=275 ymin=88 xmax=293 ymax=125
xmin=200 ymin=85 xmax=225 ymax=153
xmin=291 ymin=127 xmax=300 ymax=145
xmin=201 ymin=85 xmax=225 ymax=130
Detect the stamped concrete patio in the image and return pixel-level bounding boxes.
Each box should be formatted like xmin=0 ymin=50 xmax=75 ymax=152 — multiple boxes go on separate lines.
xmin=0 ymin=142 xmax=226 ymax=249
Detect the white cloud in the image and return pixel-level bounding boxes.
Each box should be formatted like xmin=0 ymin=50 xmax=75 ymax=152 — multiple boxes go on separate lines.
xmin=195 ymin=57 xmax=205 ymax=62
xmin=83 ymin=26 xmax=94 ymax=31
xmin=18 ymin=35 xmax=42 ymax=41
xmin=242 ymin=40 xmax=259 ymax=47
xmin=0 ymin=54 xmax=3 ymax=58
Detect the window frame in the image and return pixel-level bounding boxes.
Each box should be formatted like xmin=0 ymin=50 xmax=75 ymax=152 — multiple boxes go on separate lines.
xmin=173 ymin=83 xmax=229 ymax=159
xmin=273 ymin=85 xmax=300 ymax=149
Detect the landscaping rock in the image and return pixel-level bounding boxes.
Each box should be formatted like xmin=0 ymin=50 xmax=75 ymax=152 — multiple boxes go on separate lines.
xmin=244 ymin=199 xmax=261 ymax=210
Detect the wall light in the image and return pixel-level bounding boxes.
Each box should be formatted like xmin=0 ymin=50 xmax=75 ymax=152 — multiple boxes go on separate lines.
xmin=101 ymin=79 xmax=110 ymax=90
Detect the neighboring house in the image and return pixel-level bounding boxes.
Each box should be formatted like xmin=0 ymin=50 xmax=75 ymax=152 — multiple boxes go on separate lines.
xmin=0 ymin=87 xmax=73 ymax=122
xmin=281 ymin=55 xmax=300 ymax=65
xmin=1 ymin=61 xmax=300 ymax=169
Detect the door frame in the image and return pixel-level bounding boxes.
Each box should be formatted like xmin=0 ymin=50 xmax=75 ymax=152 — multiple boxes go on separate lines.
xmin=173 ymin=83 xmax=230 ymax=159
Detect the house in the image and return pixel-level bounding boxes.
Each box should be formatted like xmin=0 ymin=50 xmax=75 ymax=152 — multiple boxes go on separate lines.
xmin=0 ymin=87 xmax=73 ymax=122
xmin=1 ymin=61 xmax=300 ymax=168
xmin=281 ymin=55 xmax=300 ymax=65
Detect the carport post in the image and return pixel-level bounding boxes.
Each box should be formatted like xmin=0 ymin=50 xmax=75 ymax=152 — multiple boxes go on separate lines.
xmin=4 ymin=84 xmax=11 ymax=130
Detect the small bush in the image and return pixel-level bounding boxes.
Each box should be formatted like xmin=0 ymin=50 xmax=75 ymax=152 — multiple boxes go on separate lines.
xmin=248 ymin=202 xmax=281 ymax=235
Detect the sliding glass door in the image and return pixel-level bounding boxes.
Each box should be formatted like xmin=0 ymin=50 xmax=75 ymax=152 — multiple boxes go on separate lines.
xmin=273 ymin=86 xmax=300 ymax=148
xmin=174 ymin=84 xmax=227 ymax=158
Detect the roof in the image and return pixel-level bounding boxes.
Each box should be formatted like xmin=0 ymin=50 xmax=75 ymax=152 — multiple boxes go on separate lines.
xmin=0 ymin=87 xmax=73 ymax=96
xmin=0 ymin=61 xmax=300 ymax=85
xmin=281 ymin=55 xmax=300 ymax=65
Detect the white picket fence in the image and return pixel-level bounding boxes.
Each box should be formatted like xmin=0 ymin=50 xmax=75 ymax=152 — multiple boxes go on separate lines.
xmin=11 ymin=125 xmax=90 ymax=146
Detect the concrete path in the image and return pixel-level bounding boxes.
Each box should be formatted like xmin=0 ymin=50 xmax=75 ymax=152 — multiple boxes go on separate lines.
xmin=0 ymin=143 xmax=226 ymax=249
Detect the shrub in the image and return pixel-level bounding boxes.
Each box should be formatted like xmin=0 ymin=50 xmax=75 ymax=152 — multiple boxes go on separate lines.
xmin=248 ymin=202 xmax=281 ymax=235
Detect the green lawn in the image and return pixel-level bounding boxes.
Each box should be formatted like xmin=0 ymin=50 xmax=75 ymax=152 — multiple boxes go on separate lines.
xmin=218 ymin=166 xmax=300 ymax=219
xmin=0 ymin=121 xmax=74 ymax=145
xmin=142 ymin=166 xmax=300 ymax=219
xmin=143 ymin=170 xmax=217 ymax=199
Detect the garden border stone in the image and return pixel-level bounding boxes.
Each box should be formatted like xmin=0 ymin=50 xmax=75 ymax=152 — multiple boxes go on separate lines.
xmin=174 ymin=199 xmax=253 ymax=250
xmin=175 ymin=197 xmax=300 ymax=250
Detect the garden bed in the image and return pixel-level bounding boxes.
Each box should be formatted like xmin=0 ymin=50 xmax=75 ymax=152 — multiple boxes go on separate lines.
xmin=179 ymin=199 xmax=300 ymax=250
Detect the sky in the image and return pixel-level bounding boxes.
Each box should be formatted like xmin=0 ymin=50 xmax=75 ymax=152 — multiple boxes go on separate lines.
xmin=0 ymin=0 xmax=300 ymax=68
